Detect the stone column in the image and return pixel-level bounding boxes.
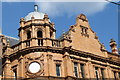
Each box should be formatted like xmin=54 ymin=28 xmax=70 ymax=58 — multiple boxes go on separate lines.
xmin=104 ymin=67 xmax=109 ymax=78
xmin=62 ymin=39 xmax=71 ymax=47
xmin=53 ymin=32 xmax=56 ymax=39
xmin=45 ymin=26 xmax=51 ymax=46
xmin=31 ymin=25 xmax=37 ymax=46
xmin=4 ymin=58 xmax=12 ymax=80
xmin=19 ymin=18 xmax=25 ymax=43
xmin=83 ymin=63 xmax=89 ymax=78
xmin=86 ymin=57 xmax=95 ymax=78
xmin=43 ymin=54 xmax=49 ymax=76
xmin=47 ymin=53 xmax=55 ymax=76
xmin=18 ymin=55 xmax=25 ymax=79
xmin=20 ymin=29 xmax=25 ymax=49
xmin=63 ymin=52 xmax=73 ymax=77
xmin=44 ymin=14 xmax=51 ymax=46
xmin=106 ymin=65 xmax=114 ymax=78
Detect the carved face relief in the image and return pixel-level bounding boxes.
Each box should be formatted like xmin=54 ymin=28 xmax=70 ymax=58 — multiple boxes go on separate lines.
xmin=28 ymin=62 xmax=41 ymax=73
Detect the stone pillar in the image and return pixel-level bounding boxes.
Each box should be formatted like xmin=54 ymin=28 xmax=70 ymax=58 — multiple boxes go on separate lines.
xmin=20 ymin=29 xmax=23 ymax=49
xmin=47 ymin=53 xmax=55 ymax=76
xmin=84 ymin=63 xmax=89 ymax=78
xmin=4 ymin=58 xmax=12 ymax=80
xmin=45 ymin=26 xmax=51 ymax=46
xmin=63 ymin=52 xmax=73 ymax=77
xmin=18 ymin=55 xmax=25 ymax=79
xmin=31 ymin=17 xmax=35 ymax=38
xmin=86 ymin=57 xmax=95 ymax=78
xmin=51 ymin=22 xmax=56 ymax=39
xmin=106 ymin=65 xmax=114 ymax=78
xmin=53 ymin=32 xmax=56 ymax=39
xmin=104 ymin=67 xmax=109 ymax=78
xmin=43 ymin=54 xmax=49 ymax=76
xmin=62 ymin=39 xmax=71 ymax=47
xmin=44 ymin=14 xmax=51 ymax=46
xmin=19 ymin=18 xmax=25 ymax=42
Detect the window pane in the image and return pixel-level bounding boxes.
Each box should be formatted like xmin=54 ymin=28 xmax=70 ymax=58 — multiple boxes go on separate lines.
xmin=80 ymin=64 xmax=85 ymax=78
xmin=74 ymin=62 xmax=78 ymax=77
xmin=56 ymin=64 xmax=60 ymax=77
xmin=37 ymin=31 xmax=42 ymax=38
xmin=101 ymin=68 xmax=105 ymax=80
xmin=13 ymin=70 xmax=17 ymax=80
xmin=119 ymin=72 xmax=120 ymax=78
xmin=113 ymin=71 xmax=117 ymax=80
xmin=95 ymin=67 xmax=99 ymax=80
xmin=27 ymin=31 xmax=31 ymax=39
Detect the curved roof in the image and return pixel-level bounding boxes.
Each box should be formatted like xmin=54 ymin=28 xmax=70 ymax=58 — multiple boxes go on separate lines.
xmin=24 ymin=12 xmax=45 ymax=21
xmin=24 ymin=5 xmax=50 ymax=22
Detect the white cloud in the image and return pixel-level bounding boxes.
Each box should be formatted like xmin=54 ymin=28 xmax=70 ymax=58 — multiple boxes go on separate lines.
xmin=36 ymin=2 xmax=108 ymax=18
xmin=1 ymin=0 xmax=34 ymax=2
xmin=34 ymin=0 xmax=119 ymax=2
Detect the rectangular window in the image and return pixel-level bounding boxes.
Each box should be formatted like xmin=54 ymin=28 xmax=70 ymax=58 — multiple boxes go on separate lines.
xmin=56 ymin=64 xmax=61 ymax=77
xmin=74 ymin=62 xmax=78 ymax=77
xmin=13 ymin=70 xmax=17 ymax=80
xmin=101 ymin=68 xmax=105 ymax=80
xmin=80 ymin=64 xmax=85 ymax=78
xmin=2 ymin=71 xmax=4 ymax=79
xmin=95 ymin=67 xmax=99 ymax=80
xmin=119 ymin=72 xmax=120 ymax=78
xmin=113 ymin=71 xmax=117 ymax=80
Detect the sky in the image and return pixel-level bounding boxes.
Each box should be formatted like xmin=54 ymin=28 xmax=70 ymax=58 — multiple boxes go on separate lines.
xmin=1 ymin=1 xmax=119 ymax=52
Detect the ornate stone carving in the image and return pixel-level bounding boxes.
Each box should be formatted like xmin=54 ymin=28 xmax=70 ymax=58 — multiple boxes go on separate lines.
xmin=25 ymin=54 xmax=44 ymax=77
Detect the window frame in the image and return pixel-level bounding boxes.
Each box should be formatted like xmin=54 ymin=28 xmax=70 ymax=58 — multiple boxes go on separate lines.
xmin=80 ymin=64 xmax=85 ymax=78
xmin=56 ymin=64 xmax=61 ymax=77
xmin=74 ymin=62 xmax=79 ymax=78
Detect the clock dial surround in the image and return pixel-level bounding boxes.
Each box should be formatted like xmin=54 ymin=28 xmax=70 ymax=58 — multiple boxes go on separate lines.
xmin=28 ymin=62 xmax=41 ymax=73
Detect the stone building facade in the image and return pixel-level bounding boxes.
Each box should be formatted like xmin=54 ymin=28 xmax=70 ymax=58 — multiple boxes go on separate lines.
xmin=1 ymin=5 xmax=120 ymax=80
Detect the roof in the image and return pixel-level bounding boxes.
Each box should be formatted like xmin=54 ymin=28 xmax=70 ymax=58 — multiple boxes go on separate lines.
xmin=24 ymin=12 xmax=45 ymax=21
xmin=58 ymin=31 xmax=69 ymax=40
xmin=0 ymin=35 xmax=19 ymax=47
xmin=24 ymin=5 xmax=51 ymax=22
xmin=5 ymin=36 xmax=19 ymax=47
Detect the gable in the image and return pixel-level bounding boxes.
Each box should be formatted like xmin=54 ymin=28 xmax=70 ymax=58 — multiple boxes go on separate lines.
xmin=69 ymin=14 xmax=106 ymax=57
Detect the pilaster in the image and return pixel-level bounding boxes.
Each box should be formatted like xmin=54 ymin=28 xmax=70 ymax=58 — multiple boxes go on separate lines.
xmin=18 ymin=55 xmax=25 ymax=79
xmin=4 ymin=58 xmax=12 ymax=79
xmin=47 ymin=53 xmax=55 ymax=76
xmin=63 ymin=52 xmax=73 ymax=77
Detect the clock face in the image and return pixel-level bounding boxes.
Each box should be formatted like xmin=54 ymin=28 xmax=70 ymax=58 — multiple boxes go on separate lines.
xmin=28 ymin=62 xmax=41 ymax=73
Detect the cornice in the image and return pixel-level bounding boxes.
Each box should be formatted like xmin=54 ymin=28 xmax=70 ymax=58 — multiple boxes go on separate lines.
xmin=2 ymin=46 xmax=120 ymax=66
xmin=18 ymin=23 xmax=56 ymax=32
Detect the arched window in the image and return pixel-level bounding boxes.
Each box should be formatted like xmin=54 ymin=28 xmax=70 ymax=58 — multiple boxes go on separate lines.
xmin=27 ymin=30 xmax=31 ymax=39
xmin=37 ymin=30 xmax=43 ymax=38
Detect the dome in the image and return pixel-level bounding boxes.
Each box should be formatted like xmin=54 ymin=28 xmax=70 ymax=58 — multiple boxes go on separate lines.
xmin=24 ymin=5 xmax=50 ymax=22
xmin=24 ymin=12 xmax=45 ymax=21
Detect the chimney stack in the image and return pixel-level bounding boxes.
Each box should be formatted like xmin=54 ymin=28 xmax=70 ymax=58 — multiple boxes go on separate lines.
xmin=110 ymin=39 xmax=118 ymax=54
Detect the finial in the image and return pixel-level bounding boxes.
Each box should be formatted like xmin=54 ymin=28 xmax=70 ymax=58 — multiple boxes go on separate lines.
xmin=34 ymin=5 xmax=38 ymax=12
xmin=110 ymin=38 xmax=115 ymax=42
